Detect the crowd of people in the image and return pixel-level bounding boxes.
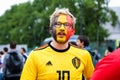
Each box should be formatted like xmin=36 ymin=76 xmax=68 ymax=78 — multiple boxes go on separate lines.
xmin=0 ymin=42 xmax=28 ymax=80
xmin=0 ymin=8 xmax=120 ymax=80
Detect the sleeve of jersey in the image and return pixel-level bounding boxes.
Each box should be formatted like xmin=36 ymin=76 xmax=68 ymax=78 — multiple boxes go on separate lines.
xmin=20 ymin=51 xmax=38 ymax=80
xmin=83 ymin=51 xmax=94 ymax=78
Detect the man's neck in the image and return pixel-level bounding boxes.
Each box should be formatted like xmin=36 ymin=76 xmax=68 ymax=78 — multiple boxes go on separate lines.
xmin=51 ymin=40 xmax=69 ymax=50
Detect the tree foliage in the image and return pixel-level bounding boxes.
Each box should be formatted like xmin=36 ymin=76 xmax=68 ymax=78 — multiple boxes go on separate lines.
xmin=0 ymin=0 xmax=118 ymax=47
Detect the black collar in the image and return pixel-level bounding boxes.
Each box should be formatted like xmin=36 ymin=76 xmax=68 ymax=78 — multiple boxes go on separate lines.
xmin=49 ymin=41 xmax=70 ymax=52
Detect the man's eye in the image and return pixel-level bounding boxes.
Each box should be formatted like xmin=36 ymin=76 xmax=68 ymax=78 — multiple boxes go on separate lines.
xmin=64 ymin=23 xmax=69 ymax=26
xmin=56 ymin=23 xmax=61 ymax=26
xmin=54 ymin=22 xmax=71 ymax=27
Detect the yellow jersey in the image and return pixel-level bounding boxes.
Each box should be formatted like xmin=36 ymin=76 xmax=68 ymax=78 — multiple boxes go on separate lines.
xmin=20 ymin=42 xmax=94 ymax=80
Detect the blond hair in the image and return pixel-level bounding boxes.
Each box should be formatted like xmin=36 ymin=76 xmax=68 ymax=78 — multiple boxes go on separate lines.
xmin=50 ymin=8 xmax=76 ymax=28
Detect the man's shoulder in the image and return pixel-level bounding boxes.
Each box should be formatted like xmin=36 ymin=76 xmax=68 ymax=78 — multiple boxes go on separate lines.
xmin=28 ymin=44 xmax=50 ymax=56
xmin=8 ymin=50 xmax=18 ymax=54
xmin=34 ymin=44 xmax=49 ymax=51
xmin=8 ymin=51 xmax=23 ymax=59
xmin=70 ymin=45 xmax=90 ymax=56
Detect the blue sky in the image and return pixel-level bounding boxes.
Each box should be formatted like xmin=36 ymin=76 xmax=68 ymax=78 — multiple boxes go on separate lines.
xmin=0 ymin=0 xmax=120 ymax=16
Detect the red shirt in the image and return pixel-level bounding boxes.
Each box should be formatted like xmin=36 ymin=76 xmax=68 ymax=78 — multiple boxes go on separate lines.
xmin=91 ymin=48 xmax=120 ymax=80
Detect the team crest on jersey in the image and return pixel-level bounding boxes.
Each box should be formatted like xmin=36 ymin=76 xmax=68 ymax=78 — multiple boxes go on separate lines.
xmin=72 ymin=57 xmax=80 ymax=69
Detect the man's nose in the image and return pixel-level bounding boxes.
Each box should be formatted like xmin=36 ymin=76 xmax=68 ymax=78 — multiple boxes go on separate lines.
xmin=59 ymin=24 xmax=65 ymax=30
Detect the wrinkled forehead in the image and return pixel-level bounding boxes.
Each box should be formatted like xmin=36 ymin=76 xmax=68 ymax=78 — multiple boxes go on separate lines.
xmin=55 ymin=14 xmax=73 ymax=24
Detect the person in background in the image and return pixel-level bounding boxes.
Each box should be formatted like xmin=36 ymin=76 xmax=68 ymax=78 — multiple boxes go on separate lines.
xmin=90 ymin=48 xmax=120 ymax=80
xmin=116 ymin=42 xmax=120 ymax=49
xmin=20 ymin=8 xmax=94 ymax=80
xmin=0 ymin=51 xmax=3 ymax=65
xmin=119 ymin=42 xmax=120 ymax=48
xmin=2 ymin=41 xmax=24 ymax=80
xmin=76 ymin=35 xmax=100 ymax=67
xmin=1 ymin=47 xmax=8 ymax=65
xmin=20 ymin=47 xmax=28 ymax=63
xmin=3 ymin=47 xmax=8 ymax=54
xmin=0 ymin=51 xmax=3 ymax=64
xmin=0 ymin=51 xmax=3 ymax=80
xmin=104 ymin=46 xmax=114 ymax=56
xmin=0 ymin=47 xmax=8 ymax=80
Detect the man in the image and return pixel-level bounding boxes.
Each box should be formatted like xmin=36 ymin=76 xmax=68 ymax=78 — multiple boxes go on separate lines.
xmin=104 ymin=46 xmax=114 ymax=56
xmin=1 ymin=47 xmax=8 ymax=65
xmin=76 ymin=35 xmax=100 ymax=66
xmin=76 ymin=35 xmax=90 ymax=50
xmin=2 ymin=41 xmax=24 ymax=80
xmin=20 ymin=47 xmax=28 ymax=63
xmin=0 ymin=51 xmax=3 ymax=80
xmin=0 ymin=47 xmax=8 ymax=79
xmin=91 ymin=48 xmax=120 ymax=80
xmin=20 ymin=8 xmax=94 ymax=80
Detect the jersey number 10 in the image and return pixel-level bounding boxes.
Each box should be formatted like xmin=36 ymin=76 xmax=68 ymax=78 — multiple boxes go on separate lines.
xmin=57 ymin=70 xmax=70 ymax=80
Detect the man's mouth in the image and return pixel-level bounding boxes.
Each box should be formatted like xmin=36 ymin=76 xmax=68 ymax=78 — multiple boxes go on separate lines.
xmin=57 ymin=32 xmax=66 ymax=37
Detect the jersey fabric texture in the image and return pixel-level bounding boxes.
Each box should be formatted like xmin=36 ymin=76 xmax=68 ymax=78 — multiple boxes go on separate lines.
xmin=91 ymin=48 xmax=120 ymax=80
xmin=20 ymin=42 xmax=94 ymax=80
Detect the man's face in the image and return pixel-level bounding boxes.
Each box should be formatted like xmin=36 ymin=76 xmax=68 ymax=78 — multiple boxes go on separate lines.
xmin=51 ymin=14 xmax=74 ymax=44
xmin=76 ymin=39 xmax=84 ymax=48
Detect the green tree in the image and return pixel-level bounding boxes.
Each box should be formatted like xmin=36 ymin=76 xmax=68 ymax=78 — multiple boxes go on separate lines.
xmin=0 ymin=0 xmax=118 ymax=47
